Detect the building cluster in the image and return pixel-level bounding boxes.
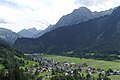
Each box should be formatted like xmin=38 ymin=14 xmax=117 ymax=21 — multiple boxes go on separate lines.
xmin=24 ymin=55 xmax=120 ymax=79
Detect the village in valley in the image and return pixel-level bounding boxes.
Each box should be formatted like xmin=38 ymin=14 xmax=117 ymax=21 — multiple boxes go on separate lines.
xmin=22 ymin=54 xmax=120 ymax=80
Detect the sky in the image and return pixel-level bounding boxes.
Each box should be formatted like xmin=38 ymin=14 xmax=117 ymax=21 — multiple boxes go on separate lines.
xmin=0 ymin=0 xmax=120 ymax=32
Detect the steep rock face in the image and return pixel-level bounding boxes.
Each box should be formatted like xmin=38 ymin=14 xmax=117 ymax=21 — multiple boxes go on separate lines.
xmin=14 ymin=6 xmax=120 ymax=53
xmin=0 ymin=28 xmax=21 ymax=45
xmin=56 ymin=7 xmax=93 ymax=27
xmin=55 ymin=7 xmax=113 ymax=27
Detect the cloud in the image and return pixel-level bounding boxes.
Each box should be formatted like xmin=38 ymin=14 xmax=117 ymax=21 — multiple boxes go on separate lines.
xmin=0 ymin=0 xmax=22 ymax=9
xmin=0 ymin=0 xmax=120 ymax=32
xmin=74 ymin=0 xmax=93 ymax=6
xmin=0 ymin=19 xmax=7 ymax=23
xmin=0 ymin=0 xmax=77 ymax=32
xmin=74 ymin=0 xmax=120 ymax=11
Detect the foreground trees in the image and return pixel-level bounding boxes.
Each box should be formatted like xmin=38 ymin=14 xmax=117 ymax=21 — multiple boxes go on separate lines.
xmin=0 ymin=69 xmax=31 ymax=80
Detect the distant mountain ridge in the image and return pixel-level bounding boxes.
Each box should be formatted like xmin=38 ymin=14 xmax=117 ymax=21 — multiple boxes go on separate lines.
xmin=55 ymin=7 xmax=113 ymax=29
xmin=0 ymin=28 xmax=21 ymax=45
xmin=35 ymin=7 xmax=113 ymax=37
xmin=14 ymin=6 xmax=120 ymax=53
xmin=18 ymin=27 xmax=42 ymax=38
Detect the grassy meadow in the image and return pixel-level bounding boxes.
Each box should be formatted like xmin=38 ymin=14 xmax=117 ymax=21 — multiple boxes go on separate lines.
xmin=109 ymin=76 xmax=120 ymax=80
xmin=41 ymin=54 xmax=120 ymax=70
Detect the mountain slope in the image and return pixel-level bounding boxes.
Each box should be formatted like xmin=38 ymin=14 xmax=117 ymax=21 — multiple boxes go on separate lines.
xmin=35 ymin=7 xmax=113 ymax=37
xmin=35 ymin=25 xmax=54 ymax=38
xmin=0 ymin=28 xmax=21 ymax=45
xmin=14 ymin=6 xmax=120 ymax=53
xmin=0 ymin=38 xmax=8 ymax=45
xmin=55 ymin=7 xmax=113 ymax=27
xmin=55 ymin=7 xmax=93 ymax=27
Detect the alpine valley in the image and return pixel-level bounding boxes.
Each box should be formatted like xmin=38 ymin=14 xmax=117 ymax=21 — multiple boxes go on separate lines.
xmin=14 ymin=6 xmax=120 ymax=53
xmin=1 ymin=4 xmax=120 ymax=80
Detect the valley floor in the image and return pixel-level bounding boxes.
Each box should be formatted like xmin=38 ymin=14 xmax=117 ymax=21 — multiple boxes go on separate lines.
xmin=26 ymin=54 xmax=120 ymax=80
xmin=1 ymin=53 xmax=119 ymax=80
xmin=41 ymin=54 xmax=120 ymax=70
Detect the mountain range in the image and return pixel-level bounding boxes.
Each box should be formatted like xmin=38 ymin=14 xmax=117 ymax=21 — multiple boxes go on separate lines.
xmin=35 ymin=7 xmax=113 ymax=37
xmin=14 ymin=6 xmax=120 ymax=53
xmin=55 ymin=7 xmax=113 ymax=27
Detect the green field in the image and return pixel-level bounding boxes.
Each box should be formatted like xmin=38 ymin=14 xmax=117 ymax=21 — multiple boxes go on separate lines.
xmin=40 ymin=54 xmax=120 ymax=80
xmin=15 ymin=56 xmax=39 ymax=69
xmin=109 ymin=76 xmax=120 ymax=80
xmin=41 ymin=54 xmax=120 ymax=70
xmin=24 ymin=60 xmax=39 ymax=68
xmin=39 ymin=72 xmax=52 ymax=77
xmin=0 ymin=64 xmax=4 ymax=69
